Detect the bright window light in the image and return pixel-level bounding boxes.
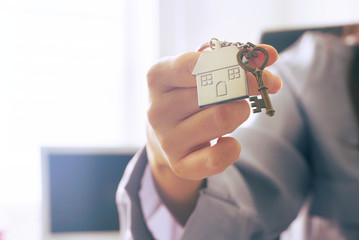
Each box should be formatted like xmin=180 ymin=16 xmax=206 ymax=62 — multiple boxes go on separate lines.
xmin=0 ymin=0 xmax=158 ymax=206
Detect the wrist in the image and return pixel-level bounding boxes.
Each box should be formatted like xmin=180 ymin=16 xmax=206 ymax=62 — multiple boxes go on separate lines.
xmin=146 ymin=126 xmax=204 ymax=225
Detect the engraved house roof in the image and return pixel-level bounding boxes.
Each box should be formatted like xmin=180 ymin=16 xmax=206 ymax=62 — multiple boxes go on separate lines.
xmin=192 ymin=45 xmax=240 ymax=75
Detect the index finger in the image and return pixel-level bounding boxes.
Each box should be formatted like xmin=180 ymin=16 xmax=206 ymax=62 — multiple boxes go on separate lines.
xmin=147 ymin=52 xmax=200 ymax=93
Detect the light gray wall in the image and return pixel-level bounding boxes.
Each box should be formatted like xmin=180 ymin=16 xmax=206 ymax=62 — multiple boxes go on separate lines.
xmin=158 ymin=0 xmax=359 ymax=57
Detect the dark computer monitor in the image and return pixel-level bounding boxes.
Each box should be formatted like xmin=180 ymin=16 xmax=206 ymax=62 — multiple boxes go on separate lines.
xmin=41 ymin=147 xmax=137 ymax=240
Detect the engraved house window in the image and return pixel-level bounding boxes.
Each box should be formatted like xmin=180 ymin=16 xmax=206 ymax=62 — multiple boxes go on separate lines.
xmin=228 ymin=67 xmax=240 ymax=80
xmin=201 ymin=73 xmax=213 ymax=86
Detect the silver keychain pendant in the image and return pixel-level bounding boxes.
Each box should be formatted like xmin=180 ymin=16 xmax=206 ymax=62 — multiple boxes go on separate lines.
xmin=193 ymin=38 xmax=275 ymax=117
xmin=192 ymin=38 xmax=249 ymax=108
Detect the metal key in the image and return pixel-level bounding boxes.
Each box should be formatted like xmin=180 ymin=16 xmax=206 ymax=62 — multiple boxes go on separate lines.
xmin=236 ymin=43 xmax=275 ymax=117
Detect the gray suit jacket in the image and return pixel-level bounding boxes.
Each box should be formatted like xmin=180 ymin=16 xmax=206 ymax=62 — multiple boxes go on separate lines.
xmin=117 ymin=32 xmax=359 ymax=240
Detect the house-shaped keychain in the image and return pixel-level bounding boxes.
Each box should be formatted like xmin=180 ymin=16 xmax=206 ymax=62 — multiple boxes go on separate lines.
xmin=192 ymin=41 xmax=248 ymax=108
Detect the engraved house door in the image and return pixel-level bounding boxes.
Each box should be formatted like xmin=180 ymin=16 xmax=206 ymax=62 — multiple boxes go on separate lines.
xmin=216 ymin=81 xmax=227 ymax=97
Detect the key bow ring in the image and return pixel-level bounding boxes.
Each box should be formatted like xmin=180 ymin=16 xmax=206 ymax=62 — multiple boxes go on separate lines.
xmin=236 ymin=43 xmax=269 ymax=75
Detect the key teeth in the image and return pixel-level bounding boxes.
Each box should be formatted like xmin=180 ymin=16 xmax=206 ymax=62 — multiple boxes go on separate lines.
xmin=249 ymin=96 xmax=266 ymax=114
xmin=249 ymin=96 xmax=257 ymax=102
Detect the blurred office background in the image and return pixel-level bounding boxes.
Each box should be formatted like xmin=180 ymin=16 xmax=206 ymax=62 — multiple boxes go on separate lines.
xmin=0 ymin=0 xmax=358 ymax=239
